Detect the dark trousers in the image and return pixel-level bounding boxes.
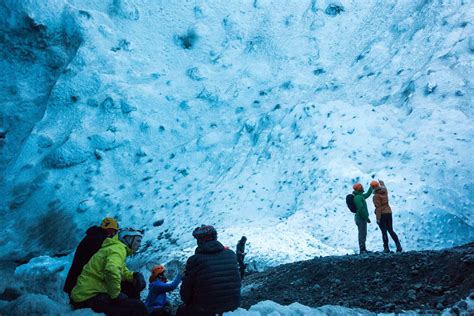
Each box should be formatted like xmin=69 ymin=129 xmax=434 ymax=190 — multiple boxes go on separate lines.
xmin=121 ymin=280 xmax=142 ymax=299
xmin=150 ymin=308 xmax=171 ymax=316
xmin=355 ymin=215 xmax=367 ymax=252
xmin=72 ymin=293 xmax=146 ymax=316
xmin=149 ymin=302 xmax=172 ymax=316
xmin=72 ymin=281 xmax=146 ymax=316
xmin=379 ymin=213 xmax=401 ymax=250
xmin=238 ymin=260 xmax=245 ymax=280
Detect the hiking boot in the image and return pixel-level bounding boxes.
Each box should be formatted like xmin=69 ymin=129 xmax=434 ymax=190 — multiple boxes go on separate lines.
xmin=396 ymin=247 xmax=403 ymax=253
xmin=383 ymin=247 xmax=390 ymax=253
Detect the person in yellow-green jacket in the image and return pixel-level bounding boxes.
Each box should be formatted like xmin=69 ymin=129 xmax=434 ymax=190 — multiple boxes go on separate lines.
xmin=71 ymin=228 xmax=147 ymax=316
xmin=352 ymin=182 xmax=373 ymax=254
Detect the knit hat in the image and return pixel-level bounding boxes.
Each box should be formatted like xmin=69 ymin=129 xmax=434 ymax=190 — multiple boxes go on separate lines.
xmin=192 ymin=225 xmax=217 ymax=242
xmin=353 ymin=183 xmax=363 ymax=191
xmin=101 ymin=217 xmax=118 ymax=231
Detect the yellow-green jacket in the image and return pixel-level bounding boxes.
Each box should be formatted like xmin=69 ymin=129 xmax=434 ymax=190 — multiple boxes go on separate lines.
xmin=71 ymin=235 xmax=134 ymax=303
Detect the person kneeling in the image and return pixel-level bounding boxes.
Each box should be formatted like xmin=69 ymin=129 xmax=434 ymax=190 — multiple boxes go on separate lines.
xmin=145 ymin=265 xmax=182 ymax=316
xmin=70 ymin=228 xmax=146 ymax=316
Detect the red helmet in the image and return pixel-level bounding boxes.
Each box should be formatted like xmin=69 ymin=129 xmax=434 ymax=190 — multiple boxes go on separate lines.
xmin=370 ymin=180 xmax=380 ymax=188
xmin=353 ymin=183 xmax=363 ymax=191
xmin=150 ymin=265 xmax=165 ymax=282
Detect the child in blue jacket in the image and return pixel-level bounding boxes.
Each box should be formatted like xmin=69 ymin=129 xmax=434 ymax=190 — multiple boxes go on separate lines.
xmin=145 ymin=265 xmax=182 ymax=316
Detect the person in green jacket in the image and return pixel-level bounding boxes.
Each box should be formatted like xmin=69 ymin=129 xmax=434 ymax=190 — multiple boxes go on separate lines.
xmin=71 ymin=228 xmax=147 ymax=316
xmin=352 ymin=182 xmax=373 ymax=254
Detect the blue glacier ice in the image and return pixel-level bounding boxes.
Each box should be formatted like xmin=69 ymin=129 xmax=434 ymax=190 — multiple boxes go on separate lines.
xmin=0 ymin=0 xmax=473 ymax=314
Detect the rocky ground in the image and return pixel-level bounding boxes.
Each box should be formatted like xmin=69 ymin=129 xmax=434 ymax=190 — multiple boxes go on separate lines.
xmin=241 ymin=243 xmax=474 ymax=314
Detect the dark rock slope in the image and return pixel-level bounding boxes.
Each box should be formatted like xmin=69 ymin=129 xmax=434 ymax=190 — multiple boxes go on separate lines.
xmin=241 ymin=243 xmax=474 ymax=314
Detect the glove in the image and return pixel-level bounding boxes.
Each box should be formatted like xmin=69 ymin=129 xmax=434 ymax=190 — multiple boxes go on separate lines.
xmin=133 ymin=272 xmax=146 ymax=291
xmin=367 ymin=219 xmax=371 ymax=223
xmin=377 ymin=220 xmax=381 ymax=225
xmin=113 ymin=292 xmax=128 ymax=302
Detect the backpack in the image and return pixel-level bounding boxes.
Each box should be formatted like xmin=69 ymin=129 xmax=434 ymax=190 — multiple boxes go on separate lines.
xmin=346 ymin=194 xmax=357 ymax=213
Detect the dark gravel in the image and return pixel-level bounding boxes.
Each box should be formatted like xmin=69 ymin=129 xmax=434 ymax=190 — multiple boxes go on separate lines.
xmin=241 ymin=242 xmax=474 ymax=314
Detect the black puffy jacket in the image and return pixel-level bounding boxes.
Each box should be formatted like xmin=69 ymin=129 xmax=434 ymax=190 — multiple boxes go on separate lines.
xmin=180 ymin=240 xmax=241 ymax=315
xmin=63 ymin=226 xmax=109 ymax=295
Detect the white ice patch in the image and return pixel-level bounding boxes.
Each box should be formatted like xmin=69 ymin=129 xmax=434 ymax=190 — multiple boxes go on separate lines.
xmin=0 ymin=294 xmax=96 ymax=316
xmin=225 ymin=300 xmax=386 ymax=315
xmin=14 ymin=255 xmax=70 ymax=303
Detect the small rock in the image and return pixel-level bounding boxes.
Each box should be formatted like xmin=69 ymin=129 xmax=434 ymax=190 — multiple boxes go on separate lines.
xmin=432 ymin=286 xmax=444 ymax=294
xmin=77 ymin=199 xmax=94 ymax=213
xmin=383 ymin=303 xmax=395 ymax=310
xmin=424 ymin=82 xmax=437 ymax=95
xmin=456 ymin=300 xmax=468 ymax=310
xmin=312 ymin=284 xmax=321 ymax=290
xmin=455 ymin=90 xmax=465 ymax=97
xmin=436 ymin=302 xmax=444 ymax=309
xmin=450 ymin=306 xmax=461 ymax=315
xmin=408 ymin=289 xmax=417 ymax=301
xmin=461 ymin=254 xmax=474 ymax=263
xmin=95 ymin=149 xmax=105 ymax=160
xmin=153 ymin=219 xmax=164 ymax=227
xmin=324 ymin=4 xmax=344 ymax=16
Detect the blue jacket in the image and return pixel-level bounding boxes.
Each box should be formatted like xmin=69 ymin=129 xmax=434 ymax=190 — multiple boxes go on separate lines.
xmin=145 ymin=275 xmax=182 ymax=312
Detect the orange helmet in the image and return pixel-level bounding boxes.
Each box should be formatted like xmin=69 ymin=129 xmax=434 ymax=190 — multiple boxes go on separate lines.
xmin=150 ymin=265 xmax=165 ymax=282
xmin=370 ymin=180 xmax=380 ymax=188
xmin=353 ymin=183 xmax=363 ymax=191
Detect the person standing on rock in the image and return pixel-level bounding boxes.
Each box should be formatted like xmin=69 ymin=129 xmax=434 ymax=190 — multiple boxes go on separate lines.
xmin=370 ymin=180 xmax=402 ymax=253
xmin=177 ymin=225 xmax=241 ymax=316
xmin=236 ymin=236 xmax=247 ymax=279
xmin=352 ymin=182 xmax=373 ymax=254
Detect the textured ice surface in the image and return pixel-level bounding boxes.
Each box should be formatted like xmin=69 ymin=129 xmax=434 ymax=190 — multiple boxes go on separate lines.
xmin=0 ymin=0 xmax=472 ymax=274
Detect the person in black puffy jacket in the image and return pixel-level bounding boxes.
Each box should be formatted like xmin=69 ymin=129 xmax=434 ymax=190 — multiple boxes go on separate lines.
xmin=63 ymin=217 xmax=119 ymax=297
xmin=177 ymin=225 xmax=241 ymax=316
